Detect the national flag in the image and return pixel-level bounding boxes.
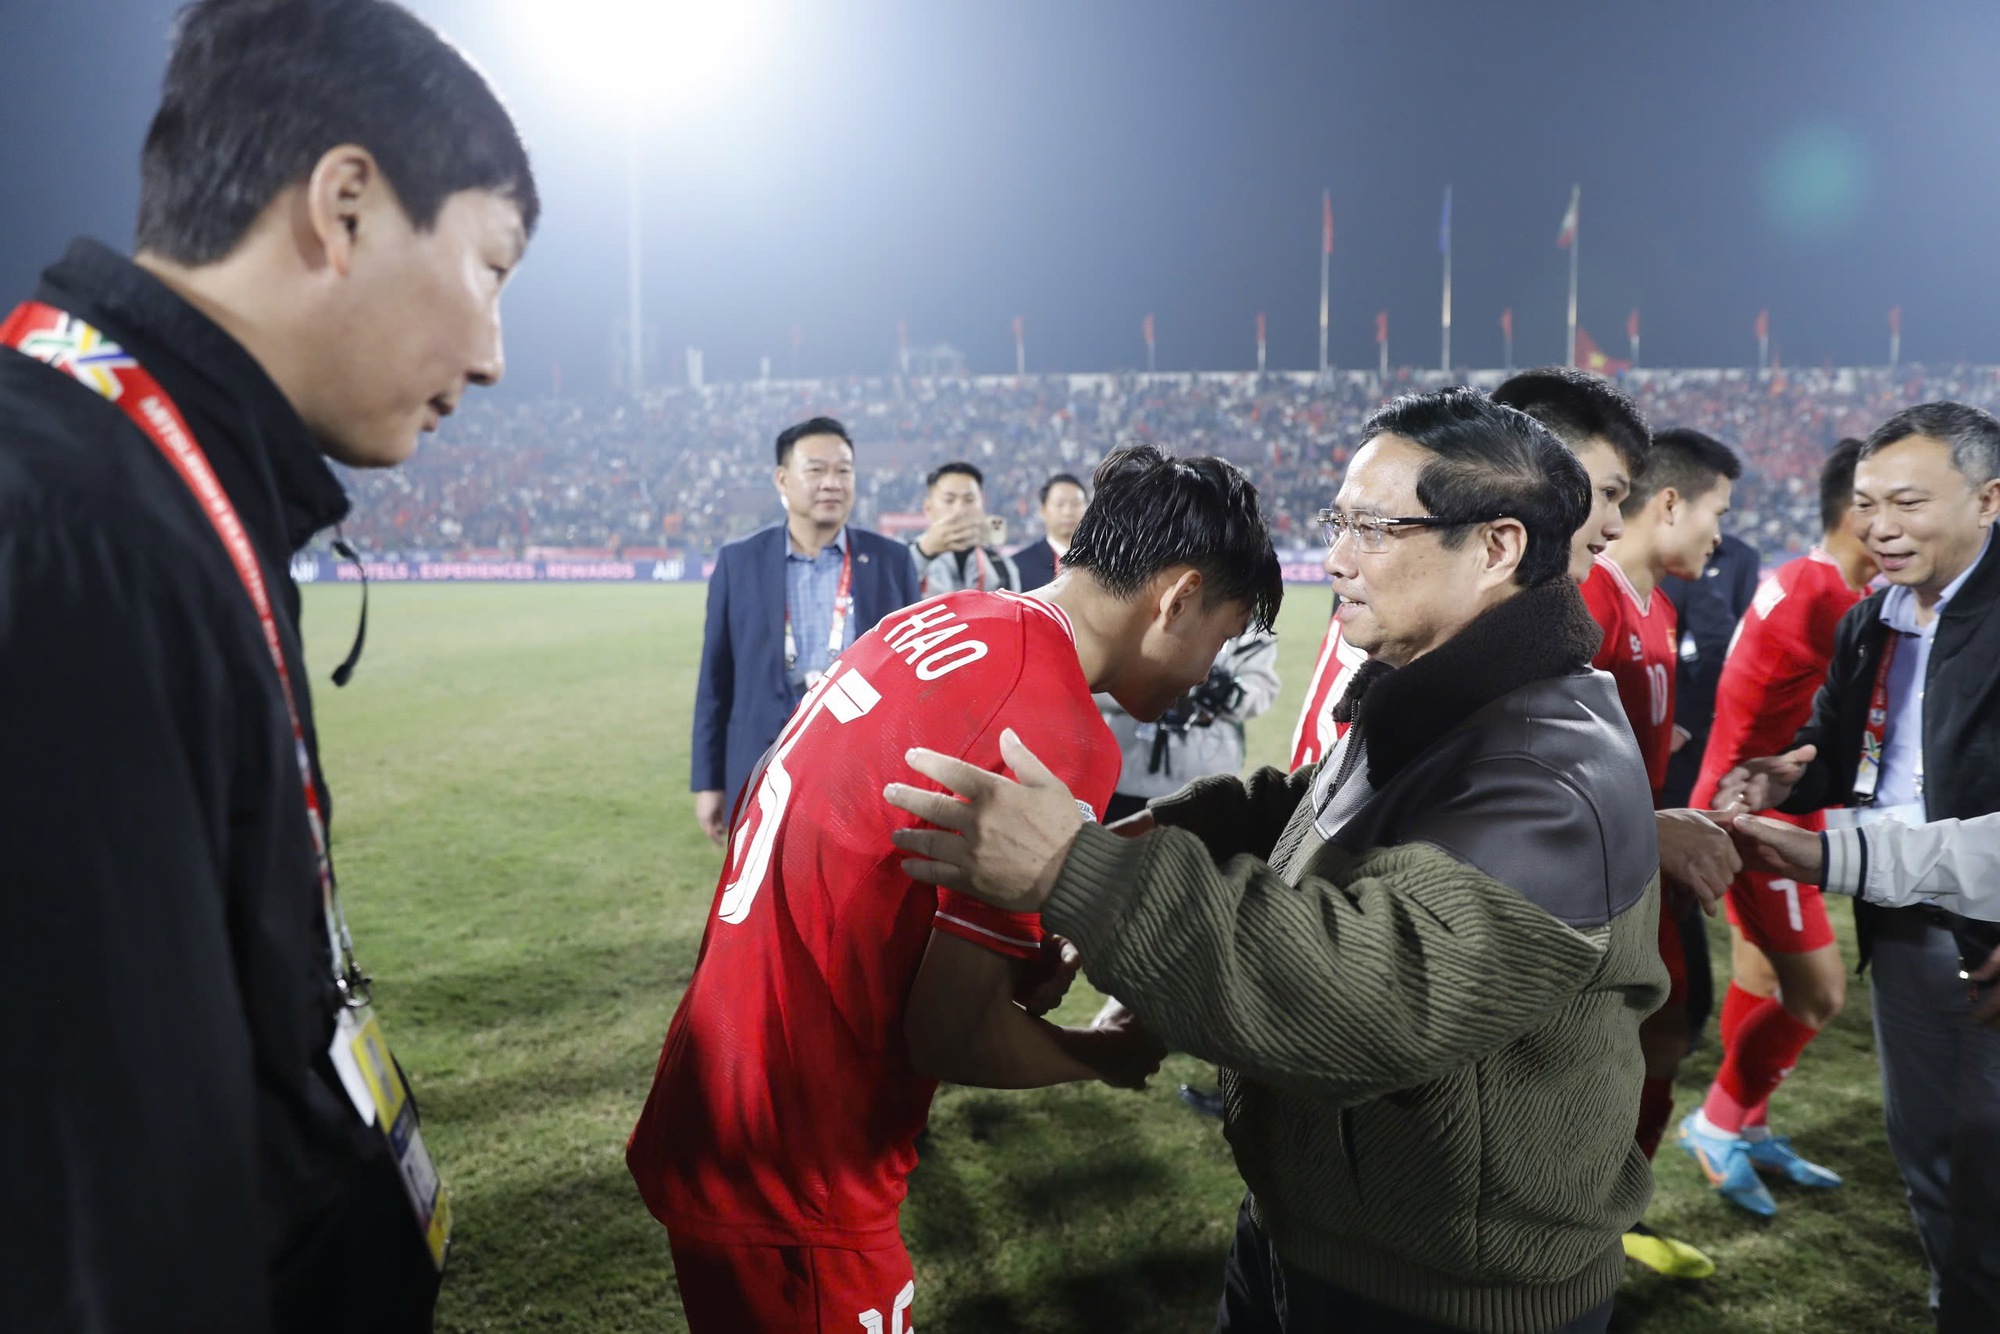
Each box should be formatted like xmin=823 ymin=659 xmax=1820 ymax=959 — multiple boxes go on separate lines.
xmin=1556 ymin=186 xmax=1580 ymax=248
xmin=1574 ymin=326 xmax=1630 ymax=375
xmin=1143 ymin=313 xmax=1155 ymax=347
xmin=1323 ymin=190 xmax=1334 ymax=256
xmin=1626 ymin=308 xmax=1640 ymax=341
xmin=1755 ymin=308 xmax=1769 ymax=341
xmin=1500 ymin=308 xmax=1513 ymax=340
xmin=1439 ymin=185 xmax=1452 ymax=255
xmin=1256 ymin=311 xmax=1266 ymax=343
xmin=1889 ymin=306 xmax=1901 ymax=335
xmin=1375 ymin=310 xmax=1388 ymax=345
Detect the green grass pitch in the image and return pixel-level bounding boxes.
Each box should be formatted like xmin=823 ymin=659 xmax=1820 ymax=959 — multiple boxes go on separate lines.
xmin=300 ymin=582 xmax=1931 ymax=1332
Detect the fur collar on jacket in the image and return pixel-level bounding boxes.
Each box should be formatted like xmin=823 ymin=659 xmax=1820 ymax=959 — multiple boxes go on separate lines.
xmin=1342 ymin=577 xmax=1605 ymax=787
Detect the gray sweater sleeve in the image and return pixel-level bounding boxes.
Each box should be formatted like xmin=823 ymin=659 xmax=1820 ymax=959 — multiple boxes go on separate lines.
xmin=1045 ymin=827 xmax=1614 ymax=1107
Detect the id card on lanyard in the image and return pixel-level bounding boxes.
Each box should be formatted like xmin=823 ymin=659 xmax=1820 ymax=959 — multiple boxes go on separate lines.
xmin=1 ymin=301 xmax=451 ymax=1269
xmin=783 ymin=536 xmax=853 ymax=688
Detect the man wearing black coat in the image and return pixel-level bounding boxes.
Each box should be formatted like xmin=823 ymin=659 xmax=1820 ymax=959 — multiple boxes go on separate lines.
xmin=1720 ymin=402 xmax=2000 ymax=1331
xmin=0 ymin=3 xmax=537 ymax=1330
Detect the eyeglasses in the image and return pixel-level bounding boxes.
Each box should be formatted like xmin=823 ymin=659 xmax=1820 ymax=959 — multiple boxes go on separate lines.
xmin=1315 ymin=507 xmax=1502 ymax=554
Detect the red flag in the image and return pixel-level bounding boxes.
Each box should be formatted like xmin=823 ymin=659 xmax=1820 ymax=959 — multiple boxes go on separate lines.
xmin=1143 ymin=313 xmax=1155 ymax=347
xmin=1626 ymin=308 xmax=1640 ymax=341
xmin=1574 ymin=326 xmax=1630 ymax=375
xmin=1755 ymin=309 xmax=1769 ymax=341
xmin=1889 ymin=306 xmax=1902 ymax=335
xmin=1499 ymin=308 xmax=1513 ymax=339
xmin=1375 ymin=310 xmax=1388 ymax=345
xmin=1556 ymin=186 xmax=1580 ymax=248
xmin=1012 ymin=315 xmax=1024 ymax=344
xmin=1256 ymin=311 xmax=1267 ymax=342
xmin=1322 ymin=190 xmax=1333 ymax=256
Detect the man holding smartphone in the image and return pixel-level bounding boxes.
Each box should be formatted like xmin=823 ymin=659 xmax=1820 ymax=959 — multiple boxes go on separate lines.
xmin=908 ymin=460 xmax=1024 ymax=594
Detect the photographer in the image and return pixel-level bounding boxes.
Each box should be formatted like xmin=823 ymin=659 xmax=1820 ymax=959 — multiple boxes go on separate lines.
xmin=1098 ymin=631 xmax=1279 ymax=824
xmin=908 ymin=460 xmax=1023 ymax=594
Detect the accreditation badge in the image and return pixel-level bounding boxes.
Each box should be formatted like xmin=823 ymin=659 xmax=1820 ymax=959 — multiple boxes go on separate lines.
xmin=328 ymin=1005 xmax=452 ymax=1269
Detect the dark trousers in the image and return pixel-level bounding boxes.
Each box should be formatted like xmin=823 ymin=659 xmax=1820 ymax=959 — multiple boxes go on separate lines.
xmin=1217 ymin=1198 xmax=1612 ymax=1334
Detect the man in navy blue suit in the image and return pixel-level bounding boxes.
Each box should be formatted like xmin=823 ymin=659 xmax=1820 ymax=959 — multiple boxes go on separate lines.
xmin=692 ymin=417 xmax=921 ymax=843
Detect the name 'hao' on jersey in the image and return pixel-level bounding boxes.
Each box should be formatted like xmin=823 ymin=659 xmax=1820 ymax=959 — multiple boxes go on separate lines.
xmin=1581 ymin=554 xmax=1679 ymax=804
xmin=628 ymin=590 xmax=1120 ymax=1249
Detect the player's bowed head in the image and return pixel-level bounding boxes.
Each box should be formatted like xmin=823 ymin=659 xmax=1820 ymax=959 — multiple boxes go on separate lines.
xmin=885 ymin=445 xmax=1282 ymax=913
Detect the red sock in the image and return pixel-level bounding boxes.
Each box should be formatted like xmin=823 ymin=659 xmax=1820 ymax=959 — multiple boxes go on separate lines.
xmin=1719 ymin=981 xmax=1762 ymax=1051
xmin=1637 ymin=1077 xmax=1675 ymax=1160
xmin=1703 ymin=997 xmax=1818 ymax=1134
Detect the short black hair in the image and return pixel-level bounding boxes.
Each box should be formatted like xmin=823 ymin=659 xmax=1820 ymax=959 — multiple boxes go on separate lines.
xmin=774 ymin=416 xmax=853 ymax=467
xmin=137 ymin=0 xmax=540 ymax=264
xmin=1490 ymin=366 xmax=1651 ymax=477
xmin=1039 ymin=473 xmax=1086 ymax=505
xmin=1820 ymin=438 xmax=1864 ymax=533
xmin=1063 ymin=445 xmax=1282 ymax=631
xmin=1625 ymin=427 xmax=1741 ymax=514
xmin=1359 ymin=387 xmax=1589 ymax=588
xmin=1861 ymin=400 xmax=2000 ymax=485
xmin=927 ymin=461 xmax=984 ymax=490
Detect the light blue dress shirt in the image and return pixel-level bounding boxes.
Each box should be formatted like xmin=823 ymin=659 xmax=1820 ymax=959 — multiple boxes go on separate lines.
xmin=1874 ymin=528 xmax=1992 ymax=815
xmin=785 ymin=527 xmax=854 ymax=691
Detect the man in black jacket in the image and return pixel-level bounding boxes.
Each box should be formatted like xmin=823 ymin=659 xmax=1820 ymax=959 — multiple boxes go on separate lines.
xmin=1720 ymin=402 xmax=2000 ymax=1332
xmin=0 ymin=3 xmax=537 ymax=1331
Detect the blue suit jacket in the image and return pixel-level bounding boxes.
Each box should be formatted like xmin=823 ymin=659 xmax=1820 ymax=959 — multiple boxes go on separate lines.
xmin=691 ymin=523 xmax=920 ymax=806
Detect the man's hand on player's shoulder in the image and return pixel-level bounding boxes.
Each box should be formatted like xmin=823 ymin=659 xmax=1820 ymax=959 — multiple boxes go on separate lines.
xmin=886 ymin=730 xmax=1082 ymax=913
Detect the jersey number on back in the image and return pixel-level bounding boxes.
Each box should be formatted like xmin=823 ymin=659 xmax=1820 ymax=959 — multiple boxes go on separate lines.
xmin=717 ymin=663 xmax=883 ymax=925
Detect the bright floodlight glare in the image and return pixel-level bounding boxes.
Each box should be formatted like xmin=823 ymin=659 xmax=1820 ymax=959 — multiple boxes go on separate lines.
xmin=516 ymin=0 xmax=770 ymax=113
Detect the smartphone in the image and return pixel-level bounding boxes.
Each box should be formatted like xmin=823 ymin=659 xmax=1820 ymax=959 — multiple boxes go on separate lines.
xmin=985 ymin=514 xmax=1008 ymax=546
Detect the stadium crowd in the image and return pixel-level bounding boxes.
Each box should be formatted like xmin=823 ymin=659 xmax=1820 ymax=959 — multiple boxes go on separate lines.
xmin=328 ymin=365 xmax=2000 ymax=560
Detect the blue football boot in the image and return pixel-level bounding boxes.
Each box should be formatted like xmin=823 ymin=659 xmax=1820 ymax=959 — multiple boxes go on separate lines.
xmin=1679 ymin=1112 xmax=1777 ymax=1218
xmin=1745 ymin=1134 xmax=1843 ymax=1189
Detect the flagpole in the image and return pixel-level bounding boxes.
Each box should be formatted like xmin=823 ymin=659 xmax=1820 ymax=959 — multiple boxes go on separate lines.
xmin=626 ymin=128 xmax=644 ymax=396
xmin=1566 ymin=187 xmax=1579 ymax=369
xmin=1319 ymin=189 xmax=1332 ymax=378
xmin=1440 ymin=186 xmax=1453 ymax=373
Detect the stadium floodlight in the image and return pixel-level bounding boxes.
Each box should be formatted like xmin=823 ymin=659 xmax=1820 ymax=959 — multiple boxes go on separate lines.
xmin=512 ymin=0 xmax=772 ymax=394
xmin=514 ymin=0 xmax=770 ymax=112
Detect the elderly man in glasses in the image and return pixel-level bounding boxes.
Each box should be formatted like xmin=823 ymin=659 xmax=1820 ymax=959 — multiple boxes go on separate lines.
xmin=885 ymin=388 xmax=1667 ymax=1333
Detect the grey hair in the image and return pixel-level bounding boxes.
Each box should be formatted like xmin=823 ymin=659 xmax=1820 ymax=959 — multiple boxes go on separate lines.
xmin=1861 ymin=401 xmax=2000 ymax=484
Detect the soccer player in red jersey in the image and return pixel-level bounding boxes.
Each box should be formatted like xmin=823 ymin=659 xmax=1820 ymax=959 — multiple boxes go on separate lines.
xmin=1288 ymin=596 xmax=1367 ymax=770
xmin=1495 ymin=370 xmax=1748 ymax=1280
xmin=1678 ymin=441 xmax=1878 ymax=1215
xmin=626 ymin=445 xmax=1283 ymax=1333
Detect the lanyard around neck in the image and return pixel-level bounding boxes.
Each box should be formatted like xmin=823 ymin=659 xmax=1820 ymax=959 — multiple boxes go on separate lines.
xmin=1 ymin=300 xmax=367 ymax=1004
xmin=784 ymin=534 xmax=854 ymax=677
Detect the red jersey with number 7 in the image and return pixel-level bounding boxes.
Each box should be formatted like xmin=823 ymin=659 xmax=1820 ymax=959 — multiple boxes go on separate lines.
xmin=1689 ymin=548 xmax=1862 ymax=810
xmin=1580 ymin=554 xmax=1679 ymax=803
xmin=627 ymin=591 xmax=1120 ymax=1248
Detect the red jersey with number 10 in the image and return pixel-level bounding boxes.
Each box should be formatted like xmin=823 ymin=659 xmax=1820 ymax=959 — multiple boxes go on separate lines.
xmin=1581 ymin=554 xmax=1679 ymax=802
xmin=1690 ymin=549 xmax=1862 ymax=810
xmin=627 ymin=591 xmax=1120 ymax=1249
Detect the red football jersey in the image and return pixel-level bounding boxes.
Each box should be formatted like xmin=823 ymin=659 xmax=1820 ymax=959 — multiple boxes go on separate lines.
xmin=1581 ymin=554 xmax=1679 ymax=802
xmin=1289 ymin=614 xmax=1369 ymax=770
xmin=628 ymin=591 xmax=1120 ymax=1249
xmin=1690 ymin=548 xmax=1862 ymax=810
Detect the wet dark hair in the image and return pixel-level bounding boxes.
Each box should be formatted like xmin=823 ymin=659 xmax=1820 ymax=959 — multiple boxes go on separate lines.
xmin=1039 ymin=473 xmax=1086 ymax=505
xmin=1490 ymin=366 xmax=1651 ymax=477
xmin=136 ymin=0 xmax=539 ymax=264
xmin=1820 ymin=438 xmax=1864 ymax=533
xmin=1626 ymin=427 xmax=1741 ymax=514
xmin=1062 ymin=444 xmax=1282 ymax=631
xmin=1360 ymin=387 xmax=1589 ymax=588
xmin=927 ymin=461 xmax=984 ymax=490
xmin=1862 ymin=400 xmax=2000 ymax=485
xmin=774 ymin=416 xmax=853 ymax=467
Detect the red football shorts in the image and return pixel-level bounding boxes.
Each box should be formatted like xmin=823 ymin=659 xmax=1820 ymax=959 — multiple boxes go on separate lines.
xmin=1723 ymin=808 xmax=1836 ymax=954
xmin=1726 ymin=867 xmax=1837 ymax=954
xmin=669 ymin=1234 xmax=916 ymax=1334
xmin=1657 ymin=893 xmax=1689 ymax=1008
